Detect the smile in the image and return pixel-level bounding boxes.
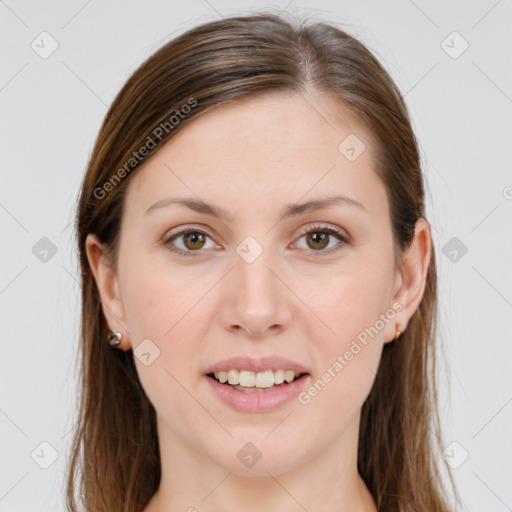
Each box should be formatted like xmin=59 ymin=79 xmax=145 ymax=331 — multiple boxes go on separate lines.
xmin=210 ymin=369 xmax=305 ymax=389
xmin=205 ymin=371 xmax=310 ymax=412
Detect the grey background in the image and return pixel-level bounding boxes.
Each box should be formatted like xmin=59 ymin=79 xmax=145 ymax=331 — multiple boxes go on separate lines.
xmin=1 ymin=0 xmax=511 ymax=510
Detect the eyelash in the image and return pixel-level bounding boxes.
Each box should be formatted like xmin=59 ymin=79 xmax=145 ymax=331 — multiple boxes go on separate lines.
xmin=162 ymin=224 xmax=349 ymax=258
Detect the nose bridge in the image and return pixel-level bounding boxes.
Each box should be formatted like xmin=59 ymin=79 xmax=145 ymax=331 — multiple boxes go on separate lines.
xmin=235 ymin=237 xmax=279 ymax=308
xmin=222 ymin=234 xmax=291 ymax=335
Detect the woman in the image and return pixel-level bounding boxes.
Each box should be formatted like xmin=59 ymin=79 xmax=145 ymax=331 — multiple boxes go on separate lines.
xmin=67 ymin=12 xmax=458 ymax=512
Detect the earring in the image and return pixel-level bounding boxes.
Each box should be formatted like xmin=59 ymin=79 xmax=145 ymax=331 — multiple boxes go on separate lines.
xmin=108 ymin=330 xmax=122 ymax=347
xmin=394 ymin=322 xmax=402 ymax=340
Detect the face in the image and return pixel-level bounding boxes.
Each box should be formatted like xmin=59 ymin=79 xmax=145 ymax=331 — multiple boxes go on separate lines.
xmin=90 ymin=91 xmax=416 ymax=477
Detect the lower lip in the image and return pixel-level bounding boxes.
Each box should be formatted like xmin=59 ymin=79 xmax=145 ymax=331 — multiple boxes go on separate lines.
xmin=205 ymin=374 xmax=311 ymax=413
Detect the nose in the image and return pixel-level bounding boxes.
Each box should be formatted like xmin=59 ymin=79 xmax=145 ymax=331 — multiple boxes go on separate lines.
xmin=219 ymin=245 xmax=293 ymax=338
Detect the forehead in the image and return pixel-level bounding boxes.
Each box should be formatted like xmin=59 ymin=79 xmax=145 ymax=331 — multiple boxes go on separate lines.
xmin=124 ymin=91 xmax=384 ymax=217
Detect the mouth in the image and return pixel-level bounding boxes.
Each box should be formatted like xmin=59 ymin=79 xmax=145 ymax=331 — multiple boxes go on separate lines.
xmin=205 ymin=369 xmax=311 ymax=412
xmin=204 ymin=355 xmax=312 ymax=411
xmin=206 ymin=369 xmax=309 ymax=392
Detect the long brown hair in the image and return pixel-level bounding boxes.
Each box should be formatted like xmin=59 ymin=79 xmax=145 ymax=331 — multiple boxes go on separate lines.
xmin=67 ymin=11 xmax=458 ymax=512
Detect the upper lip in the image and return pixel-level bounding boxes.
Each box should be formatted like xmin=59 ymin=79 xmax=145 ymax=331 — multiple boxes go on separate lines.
xmin=205 ymin=355 xmax=310 ymax=375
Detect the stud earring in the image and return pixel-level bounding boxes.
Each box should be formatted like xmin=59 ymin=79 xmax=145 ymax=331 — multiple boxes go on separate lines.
xmin=394 ymin=322 xmax=402 ymax=340
xmin=108 ymin=330 xmax=122 ymax=347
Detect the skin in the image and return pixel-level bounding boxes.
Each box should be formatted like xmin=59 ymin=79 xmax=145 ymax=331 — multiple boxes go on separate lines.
xmin=86 ymin=90 xmax=431 ymax=511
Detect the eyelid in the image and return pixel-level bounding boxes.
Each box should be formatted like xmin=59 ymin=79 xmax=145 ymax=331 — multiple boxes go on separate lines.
xmin=294 ymin=223 xmax=350 ymax=242
xmin=163 ymin=224 xmax=215 ymax=241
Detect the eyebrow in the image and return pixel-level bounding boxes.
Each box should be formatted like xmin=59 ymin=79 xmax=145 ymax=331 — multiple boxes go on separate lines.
xmin=145 ymin=194 xmax=368 ymax=220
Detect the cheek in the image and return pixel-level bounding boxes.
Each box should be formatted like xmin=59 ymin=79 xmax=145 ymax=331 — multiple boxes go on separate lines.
xmin=120 ymin=254 xmax=208 ymax=344
xmin=309 ymin=255 xmax=394 ymax=348
xmin=296 ymin=255 xmax=393 ymax=409
xmin=277 ymin=311 xmax=384 ymax=473
xmin=120 ymin=259 xmax=212 ymax=432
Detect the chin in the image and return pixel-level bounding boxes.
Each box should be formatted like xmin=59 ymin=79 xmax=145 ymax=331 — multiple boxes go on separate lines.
xmin=206 ymin=435 xmax=307 ymax=477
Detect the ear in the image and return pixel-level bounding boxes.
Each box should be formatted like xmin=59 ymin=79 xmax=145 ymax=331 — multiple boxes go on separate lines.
xmin=85 ymin=233 xmax=131 ymax=350
xmin=384 ymin=217 xmax=432 ymax=344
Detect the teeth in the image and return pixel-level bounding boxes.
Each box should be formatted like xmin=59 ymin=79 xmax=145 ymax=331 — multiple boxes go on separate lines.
xmin=240 ymin=370 xmax=256 ymax=387
xmin=212 ymin=369 xmax=302 ymax=388
xmin=274 ymin=369 xmax=285 ymax=384
xmin=284 ymin=370 xmax=296 ymax=383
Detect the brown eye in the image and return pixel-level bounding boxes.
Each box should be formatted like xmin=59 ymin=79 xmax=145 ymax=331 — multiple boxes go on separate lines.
xmin=294 ymin=225 xmax=349 ymax=256
xmin=182 ymin=232 xmax=206 ymax=250
xmin=163 ymin=228 xmax=216 ymax=257
xmin=305 ymin=232 xmax=330 ymax=250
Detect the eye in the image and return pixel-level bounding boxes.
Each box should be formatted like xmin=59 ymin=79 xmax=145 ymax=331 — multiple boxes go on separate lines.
xmin=292 ymin=224 xmax=349 ymax=256
xmin=163 ymin=227 xmax=217 ymax=257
